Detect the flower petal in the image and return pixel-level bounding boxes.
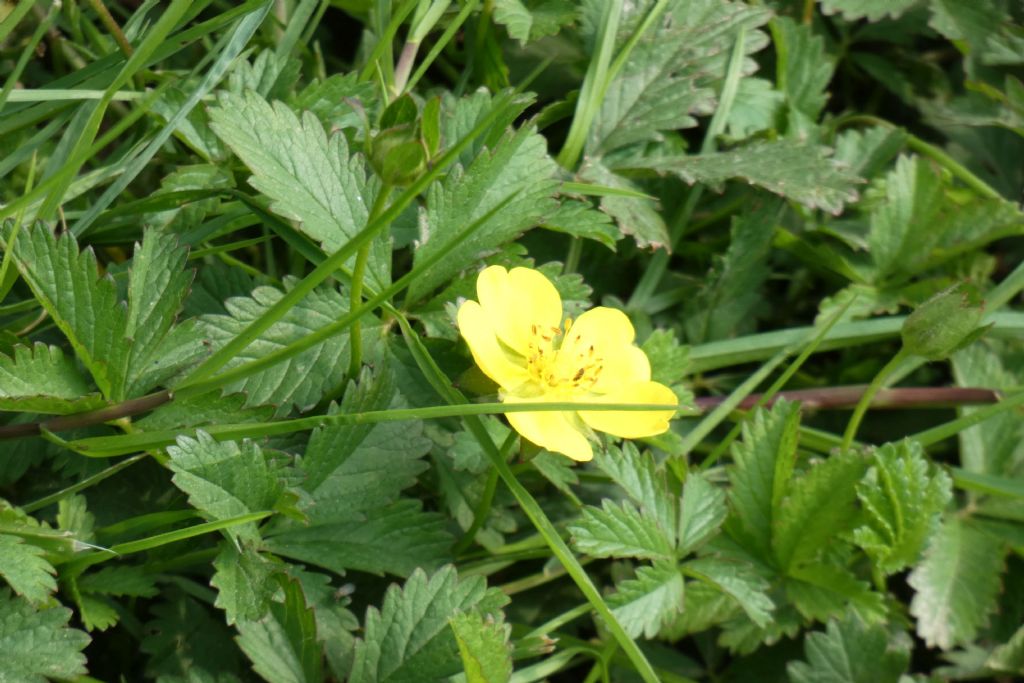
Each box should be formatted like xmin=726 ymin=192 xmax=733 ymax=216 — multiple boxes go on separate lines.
xmin=592 ymin=345 xmax=651 ymax=393
xmin=477 ymin=265 xmax=562 ymax=355
xmin=504 ymin=396 xmax=593 ymax=461
xmin=579 ymin=381 xmax=678 ymax=439
xmin=457 ymin=300 xmax=529 ymax=389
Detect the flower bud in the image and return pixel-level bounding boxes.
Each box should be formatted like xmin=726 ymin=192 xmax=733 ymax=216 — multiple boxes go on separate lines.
xmin=901 ymin=282 xmax=986 ymax=360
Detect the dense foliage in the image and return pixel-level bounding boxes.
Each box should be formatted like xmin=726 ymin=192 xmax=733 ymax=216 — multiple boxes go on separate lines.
xmin=0 ymin=0 xmax=1022 ymax=681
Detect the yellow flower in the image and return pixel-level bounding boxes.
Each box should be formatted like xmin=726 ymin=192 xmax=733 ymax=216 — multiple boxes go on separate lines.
xmin=457 ymin=265 xmax=678 ymax=462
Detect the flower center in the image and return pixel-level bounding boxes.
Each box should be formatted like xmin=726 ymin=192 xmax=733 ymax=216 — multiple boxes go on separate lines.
xmin=524 ymin=319 xmax=603 ymax=393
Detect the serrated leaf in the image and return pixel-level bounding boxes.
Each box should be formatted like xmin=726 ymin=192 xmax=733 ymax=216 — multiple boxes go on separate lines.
xmin=0 ymin=343 xmax=103 ymax=414
xmin=726 ymin=400 xmax=802 ymax=563
xmin=641 ymin=329 xmax=690 ymax=385
xmin=207 ymin=91 xmax=387 ymax=286
xmin=0 ymin=588 xmax=90 ymax=682
xmin=578 ymin=160 xmax=669 ymax=250
xmin=236 ymin=576 xmax=322 ymax=683
xmin=867 ymin=155 xmax=946 ymax=282
xmin=685 ymin=557 xmax=774 ymax=628
xmin=166 ymin=431 xmax=289 ymax=544
xmin=852 ymin=440 xmax=953 ymax=574
xmin=211 ymin=544 xmax=278 ymax=625
xmin=141 ymin=593 xmax=244 ymax=680
xmin=195 ymin=280 xmax=367 ymax=413
xmin=450 ymin=610 xmax=513 ymax=683
xmin=635 ymin=140 xmax=862 ymax=214
xmin=608 ymin=560 xmax=685 ymax=639
xmin=724 ymin=77 xmax=785 ymax=139
xmin=788 ymin=614 xmax=911 ymax=683
xmin=124 ymin=230 xmax=194 ymax=396
xmin=661 ymin=581 xmax=739 ymax=639
xmin=12 ymin=222 xmax=129 ymax=399
xmin=77 ymin=593 xmax=119 ymax=632
xmin=821 ymin=0 xmax=922 ymax=21
xmin=774 ymin=17 xmax=834 ymax=126
xmin=678 ymin=472 xmax=728 ymax=555
xmin=407 ymin=125 xmax=559 ymax=302
xmin=265 ymin=367 xmax=448 ymax=576
xmin=569 ymin=499 xmax=676 ymax=561
xmin=787 ymin=562 xmax=887 ymax=623
xmin=929 ymin=0 xmax=1024 ymax=67
xmin=266 ymin=500 xmax=452 ymax=578
xmin=684 ymin=201 xmax=780 ymax=343
xmin=773 ymin=450 xmax=868 ymax=572
xmin=493 ymin=0 xmax=576 ymax=44
xmin=593 ymin=443 xmax=677 ymax=544
xmin=588 ymin=0 xmax=771 ymax=154
xmin=951 ymin=344 xmax=1024 ymax=477
xmin=541 ymin=198 xmax=620 ymax=249
xmin=0 ymin=534 xmax=56 ymax=605
xmin=834 ymin=124 xmax=908 ymax=179
xmin=349 ymin=566 xmax=508 ymax=683
xmin=909 ymin=516 xmax=1007 ymax=650
xmin=77 ymin=565 xmax=158 ymax=598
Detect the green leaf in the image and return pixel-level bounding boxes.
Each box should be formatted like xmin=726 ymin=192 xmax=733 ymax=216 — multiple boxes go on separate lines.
xmin=207 ymin=91 xmax=387 ymax=285
xmin=264 ymin=367 xmax=449 ymax=577
xmin=166 ymin=431 xmax=289 ymax=544
xmin=569 ymin=499 xmax=676 ymax=561
xmin=450 ymin=610 xmax=514 ymax=683
xmin=821 ymin=0 xmax=922 ymax=21
xmin=12 ymin=222 xmax=129 ymax=399
xmin=578 ymin=161 xmax=669 ymax=250
xmin=124 ymin=230 xmax=195 ymax=396
xmin=684 ymin=201 xmax=779 ymax=343
xmin=867 ymin=155 xmax=947 ymax=281
xmin=141 ymin=593 xmax=244 ymax=681
xmin=909 ymin=516 xmax=1007 ymax=649
xmin=928 ymin=0 xmax=1024 ymax=67
xmin=593 ymin=443 xmax=677 ymax=545
xmin=607 ymin=560 xmax=685 ymax=639
xmin=787 ymin=614 xmax=911 ymax=683
xmin=76 ymin=594 xmax=120 ymax=633
xmin=773 ymin=17 xmax=834 ymax=126
xmin=77 ymin=565 xmax=158 ymax=598
xmin=0 ymin=342 xmax=104 ymax=414
xmin=951 ymin=344 xmax=1024 ymax=477
xmin=195 ymin=280 xmax=365 ymax=413
xmin=786 ymin=562 xmax=886 ymax=623
xmin=349 ymin=566 xmax=508 ymax=683
xmin=267 ymin=499 xmax=451 ymax=579
xmin=678 ymin=472 xmax=728 ymax=555
xmin=0 ymin=534 xmax=56 ymax=605
xmin=724 ymin=77 xmax=785 ymax=139
xmin=0 ymin=588 xmax=90 ymax=683
xmin=406 ymin=125 xmax=559 ymax=302
xmin=635 ymin=140 xmax=862 ymax=214
xmin=773 ymin=450 xmax=868 ymax=572
xmin=587 ymin=0 xmax=771 ymax=155
xmin=726 ymin=400 xmax=802 ymax=563
xmin=641 ymin=329 xmax=691 ymax=385
xmin=236 ymin=576 xmax=323 ymax=683
xmin=852 ymin=440 xmax=953 ymax=574
xmin=988 ymin=623 xmax=1024 ymax=674
xmin=211 ymin=543 xmax=279 ymax=625
xmin=493 ymin=0 xmax=576 ymax=45
xmin=685 ymin=556 xmax=774 ymax=628
xmin=541 ymin=198 xmax=620 ymax=249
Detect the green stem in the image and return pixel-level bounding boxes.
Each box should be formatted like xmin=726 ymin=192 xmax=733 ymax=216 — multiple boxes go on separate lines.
xmin=564 ymin=236 xmax=583 ymax=274
xmin=348 ymin=186 xmax=391 ymax=380
xmin=85 ymin=0 xmax=134 ymax=58
xmin=452 ymin=430 xmax=517 ymax=556
xmin=910 ymin=390 xmax=1024 ymax=448
xmin=841 ymin=347 xmax=911 ymax=451
xmin=22 ymin=455 xmax=146 ymax=513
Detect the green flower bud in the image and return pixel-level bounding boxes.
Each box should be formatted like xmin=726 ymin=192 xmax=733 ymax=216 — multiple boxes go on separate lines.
xmin=901 ymin=282 xmax=986 ymax=360
xmin=369 ymin=126 xmax=427 ymax=186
